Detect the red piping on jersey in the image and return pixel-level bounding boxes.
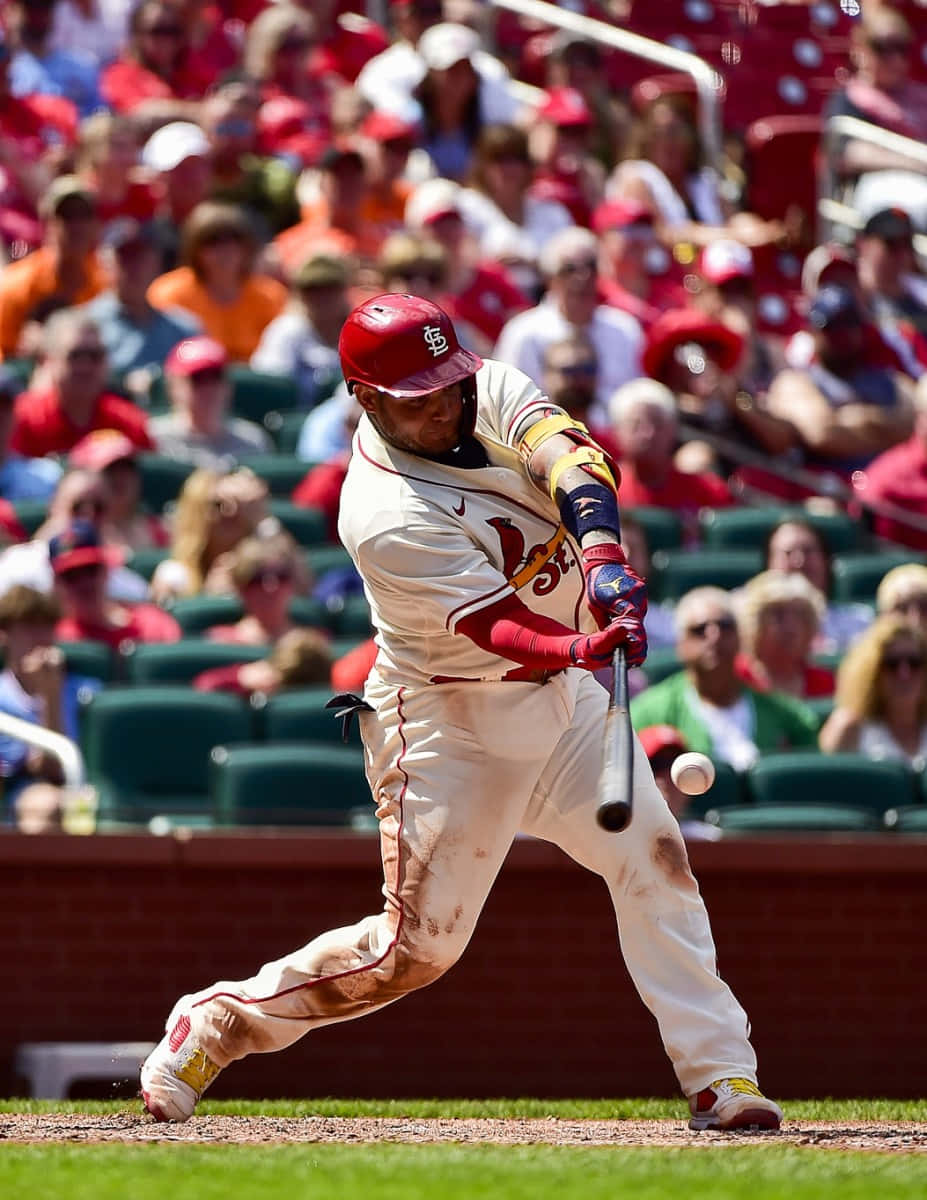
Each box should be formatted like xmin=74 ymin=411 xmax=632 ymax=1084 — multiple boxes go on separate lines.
xmin=191 ymin=688 xmax=411 ymax=1018
xmin=504 ymin=399 xmax=553 ymax=444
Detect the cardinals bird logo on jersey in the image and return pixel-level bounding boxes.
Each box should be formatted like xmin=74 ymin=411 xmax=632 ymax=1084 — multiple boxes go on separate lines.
xmin=486 ymin=517 xmax=574 ymax=597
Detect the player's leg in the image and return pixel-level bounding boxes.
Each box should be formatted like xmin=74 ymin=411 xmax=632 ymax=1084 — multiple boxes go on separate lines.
xmin=520 ymin=671 xmax=781 ymax=1130
xmin=142 ymin=677 xmax=570 ymax=1121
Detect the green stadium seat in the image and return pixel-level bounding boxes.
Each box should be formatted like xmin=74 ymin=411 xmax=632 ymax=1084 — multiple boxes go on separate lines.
xmin=802 ymin=696 xmax=835 ymax=728
xmin=683 ymin=760 xmax=743 ymax=819
xmin=57 ymin=641 xmax=116 ymax=683
xmin=228 ymin=366 xmax=301 ymax=424
xmin=625 ymin=506 xmax=683 ymax=552
xmin=268 ymin=499 xmax=327 ymax=546
xmin=169 ymin=594 xmax=331 ymax=636
xmin=700 ymin=506 xmax=861 ymax=553
xmin=705 ymin=804 xmax=882 ymax=833
xmin=261 ymin=686 xmax=363 ymax=747
xmin=745 ymin=753 xmax=916 ymax=815
xmin=125 ymin=547 xmax=170 ymax=581
xmin=264 ymin=410 xmax=309 ymax=455
xmin=641 ymin=647 xmax=681 ymax=686
xmin=210 ymin=743 xmax=372 ymax=826
xmin=81 ymin=687 xmax=252 ymax=825
xmin=306 ymin=544 xmax=356 ymax=579
xmin=124 ymin=640 xmax=269 ymax=684
xmin=3 ymin=357 xmax=35 ymax=387
xmin=237 ymin=454 xmax=311 ymax=496
xmin=831 ymin=552 xmax=922 ymax=605
xmin=884 ymin=805 xmax=927 ymax=832
xmin=650 ymin=548 xmax=764 ymax=601
xmin=12 ymin=498 xmax=49 ymax=537
xmin=137 ymin=454 xmax=195 ymax=513
xmin=328 ymin=593 xmax=373 ymax=638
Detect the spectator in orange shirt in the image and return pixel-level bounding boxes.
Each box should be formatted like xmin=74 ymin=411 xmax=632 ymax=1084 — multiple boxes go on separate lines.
xmin=0 ymin=176 xmax=107 ymax=359
xmin=354 ymin=108 xmax=419 ymax=243
xmin=273 ymin=142 xmax=383 ymax=274
xmin=610 ymin=378 xmax=735 ymax=542
xmin=50 ymin=519 xmax=181 ymax=651
xmin=10 ymin=311 xmax=153 ymax=459
xmin=147 ymin=201 xmax=288 ymax=362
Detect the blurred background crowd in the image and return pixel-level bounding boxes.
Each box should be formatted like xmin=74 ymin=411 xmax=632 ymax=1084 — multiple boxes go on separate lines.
xmin=2 ymin=0 xmax=927 ymax=836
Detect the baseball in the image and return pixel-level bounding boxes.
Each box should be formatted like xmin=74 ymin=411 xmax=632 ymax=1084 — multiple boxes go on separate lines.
xmin=670 ymin=752 xmax=716 ymax=796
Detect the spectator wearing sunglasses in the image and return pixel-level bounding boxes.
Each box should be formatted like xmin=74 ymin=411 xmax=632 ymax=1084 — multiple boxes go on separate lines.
xmin=9 ymin=310 xmax=153 ymax=459
xmin=819 ymin=616 xmax=927 ymax=768
xmin=825 ymin=8 xmax=927 ymax=211
xmin=207 ymin=533 xmax=314 ymax=647
xmin=494 ymin=225 xmax=644 ymax=426
xmin=152 ymin=337 xmax=271 ymax=469
xmin=631 ymin=586 xmax=818 ymax=770
xmin=51 ymin=518 xmax=180 ymax=650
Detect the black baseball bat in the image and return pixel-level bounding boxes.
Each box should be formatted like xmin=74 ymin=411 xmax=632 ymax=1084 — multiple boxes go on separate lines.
xmin=596 ymin=645 xmax=634 ymax=832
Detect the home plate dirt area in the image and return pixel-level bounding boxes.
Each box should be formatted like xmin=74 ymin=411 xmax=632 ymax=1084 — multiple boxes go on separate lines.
xmin=2 ymin=1114 xmax=927 ymax=1150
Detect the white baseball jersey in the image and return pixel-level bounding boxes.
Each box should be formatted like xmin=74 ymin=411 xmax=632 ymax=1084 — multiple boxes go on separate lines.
xmin=338 ymin=358 xmax=597 ymax=687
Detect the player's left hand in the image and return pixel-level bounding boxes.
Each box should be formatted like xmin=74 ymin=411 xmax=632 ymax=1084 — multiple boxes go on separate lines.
xmin=581 ymin=543 xmax=648 ymax=630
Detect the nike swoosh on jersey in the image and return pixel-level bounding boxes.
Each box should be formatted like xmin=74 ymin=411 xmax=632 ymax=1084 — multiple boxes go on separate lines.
xmin=453 ymin=497 xmax=466 ymax=515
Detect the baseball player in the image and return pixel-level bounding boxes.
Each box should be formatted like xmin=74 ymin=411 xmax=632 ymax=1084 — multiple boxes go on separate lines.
xmin=141 ymin=294 xmax=782 ymax=1132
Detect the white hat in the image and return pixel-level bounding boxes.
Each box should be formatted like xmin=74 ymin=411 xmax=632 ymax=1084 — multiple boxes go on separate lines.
xmin=142 ymin=122 xmax=210 ymax=173
xmin=699 ymin=239 xmax=754 ymax=286
xmin=404 ymin=178 xmax=463 ymax=229
xmin=418 ymin=22 xmax=481 ymax=72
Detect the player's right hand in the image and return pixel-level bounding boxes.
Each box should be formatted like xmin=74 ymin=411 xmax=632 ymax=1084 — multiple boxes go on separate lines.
xmin=569 ymin=615 xmax=648 ymax=670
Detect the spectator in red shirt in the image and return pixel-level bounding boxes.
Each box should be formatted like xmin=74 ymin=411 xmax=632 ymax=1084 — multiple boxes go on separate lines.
xmin=194 ymin=626 xmax=333 ymax=695
xmin=206 ymin=532 xmax=313 ymax=647
xmin=51 ymin=519 xmax=181 ymax=650
xmin=735 ymin=569 xmax=834 ymax=700
xmin=594 ymin=199 xmax=689 ymax=330
xmin=67 ymin=430 xmax=169 ymax=553
xmin=100 ymin=0 xmax=212 ymax=125
xmin=306 ymin=0 xmax=389 ymax=85
xmin=10 ymin=311 xmax=153 ymax=459
xmin=75 ymin=112 xmax=159 ymax=228
xmin=529 ymin=86 xmax=605 ymax=228
xmin=404 ymin=177 xmax=530 ymax=345
xmin=244 ymin=4 xmax=331 ymax=141
xmin=853 ymin=370 xmax=927 ymax=549
xmin=610 ymin=378 xmax=735 ymax=537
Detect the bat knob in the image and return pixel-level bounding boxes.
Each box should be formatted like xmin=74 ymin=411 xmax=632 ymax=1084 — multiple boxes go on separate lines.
xmin=597 ymin=803 xmax=631 ymax=832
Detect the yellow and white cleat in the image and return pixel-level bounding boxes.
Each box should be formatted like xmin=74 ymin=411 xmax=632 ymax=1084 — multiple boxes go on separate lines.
xmin=141 ymin=999 xmax=221 ymax=1123
xmin=688 ymin=1077 xmax=783 ymax=1131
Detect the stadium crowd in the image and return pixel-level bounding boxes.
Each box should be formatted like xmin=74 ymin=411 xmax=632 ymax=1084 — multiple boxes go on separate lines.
xmin=2 ymin=0 xmax=927 ymax=835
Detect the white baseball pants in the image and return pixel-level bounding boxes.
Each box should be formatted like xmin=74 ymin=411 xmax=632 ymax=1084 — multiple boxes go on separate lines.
xmin=183 ymin=669 xmax=757 ymax=1096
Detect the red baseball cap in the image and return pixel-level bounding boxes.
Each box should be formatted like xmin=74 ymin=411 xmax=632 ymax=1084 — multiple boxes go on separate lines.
xmin=360 ymin=109 xmax=419 ymax=144
xmin=592 ymin=199 xmax=654 ymax=233
xmin=48 ymin=519 xmax=123 ymax=576
xmin=643 ymin=309 xmax=744 ymax=381
xmin=68 ymin=429 xmax=138 ymax=472
xmin=165 ymin=337 xmax=228 ymax=377
xmin=537 ymin=86 xmax=594 ymax=128
xmin=638 ymin=724 xmax=688 ymax=760
xmin=257 ymin=97 xmax=326 ymax=168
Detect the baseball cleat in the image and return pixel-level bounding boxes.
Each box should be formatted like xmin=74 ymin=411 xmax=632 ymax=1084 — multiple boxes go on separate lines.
xmin=141 ymin=1000 xmax=221 ymax=1122
xmin=688 ymin=1077 xmax=783 ymax=1131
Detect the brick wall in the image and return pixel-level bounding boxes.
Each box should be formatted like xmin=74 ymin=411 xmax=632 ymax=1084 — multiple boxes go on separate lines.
xmin=2 ymin=832 xmax=925 ymax=1101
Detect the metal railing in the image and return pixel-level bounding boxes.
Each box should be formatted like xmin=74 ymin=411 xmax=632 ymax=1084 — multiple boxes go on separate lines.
xmin=0 ymin=711 xmax=85 ymax=789
xmin=489 ymin=0 xmax=725 ymax=174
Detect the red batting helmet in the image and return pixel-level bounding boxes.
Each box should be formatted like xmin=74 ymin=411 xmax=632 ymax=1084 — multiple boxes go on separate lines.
xmin=339 ymin=293 xmax=483 ymax=397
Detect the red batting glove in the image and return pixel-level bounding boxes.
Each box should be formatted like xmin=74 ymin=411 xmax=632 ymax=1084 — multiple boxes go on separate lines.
xmin=570 ymin=614 xmax=648 ymax=670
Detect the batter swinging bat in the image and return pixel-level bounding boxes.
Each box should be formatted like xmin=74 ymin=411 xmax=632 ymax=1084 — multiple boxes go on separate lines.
xmin=596 ymin=645 xmax=634 ymax=832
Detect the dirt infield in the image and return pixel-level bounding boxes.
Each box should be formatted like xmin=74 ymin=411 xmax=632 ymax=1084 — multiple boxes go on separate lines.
xmin=2 ymin=1113 xmax=927 ymax=1150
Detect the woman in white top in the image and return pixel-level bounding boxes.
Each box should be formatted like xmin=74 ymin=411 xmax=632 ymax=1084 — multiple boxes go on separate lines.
xmin=458 ymin=125 xmax=573 ymax=296
xmin=819 ymin=615 xmax=927 ymax=769
xmin=606 ymin=95 xmax=781 ymax=251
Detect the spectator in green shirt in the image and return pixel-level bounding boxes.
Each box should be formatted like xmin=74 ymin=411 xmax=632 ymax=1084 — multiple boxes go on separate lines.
xmin=631 ymin=586 xmax=819 ymax=770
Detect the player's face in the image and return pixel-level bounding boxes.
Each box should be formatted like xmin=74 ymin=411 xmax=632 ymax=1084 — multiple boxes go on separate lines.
xmin=356 ymin=382 xmax=466 ymax=456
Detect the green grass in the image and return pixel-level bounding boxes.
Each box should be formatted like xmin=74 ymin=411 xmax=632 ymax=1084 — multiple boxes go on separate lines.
xmin=2 ymin=1096 xmax=927 ymax=1120
xmin=2 ymin=1143 xmax=927 ymax=1200
xmin=2 ymin=1101 xmax=926 ymax=1200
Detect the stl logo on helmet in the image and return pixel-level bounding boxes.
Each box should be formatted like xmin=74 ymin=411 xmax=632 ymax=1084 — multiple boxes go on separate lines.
xmin=422 ymin=324 xmax=449 ymax=358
